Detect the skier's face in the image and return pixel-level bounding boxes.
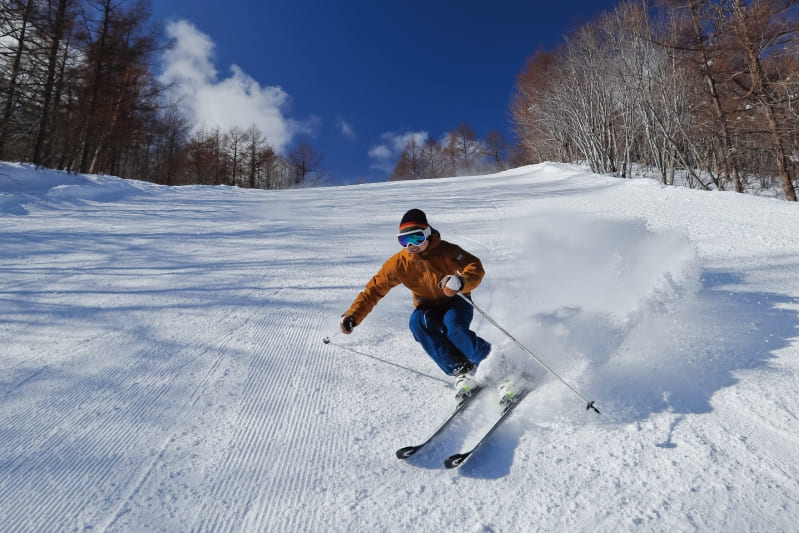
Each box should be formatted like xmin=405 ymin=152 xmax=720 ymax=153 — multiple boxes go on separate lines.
xmin=405 ymin=239 xmax=429 ymax=254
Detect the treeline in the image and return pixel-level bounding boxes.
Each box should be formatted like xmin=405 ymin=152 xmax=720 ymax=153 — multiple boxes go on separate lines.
xmin=5 ymin=0 xmax=798 ymax=197
xmin=0 ymin=0 xmax=320 ymax=188
xmin=511 ymin=0 xmax=799 ymax=201
xmin=180 ymin=127 xmax=322 ymax=188
xmin=389 ymin=123 xmax=509 ymax=180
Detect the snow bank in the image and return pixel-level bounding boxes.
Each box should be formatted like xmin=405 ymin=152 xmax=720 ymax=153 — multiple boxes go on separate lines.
xmin=0 ymin=162 xmax=156 ymax=213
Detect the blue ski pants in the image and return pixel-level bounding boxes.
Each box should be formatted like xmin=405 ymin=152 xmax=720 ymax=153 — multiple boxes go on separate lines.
xmin=408 ymin=295 xmax=491 ymax=375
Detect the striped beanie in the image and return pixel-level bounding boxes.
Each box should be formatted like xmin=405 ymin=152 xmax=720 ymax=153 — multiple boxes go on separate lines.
xmin=399 ymin=208 xmax=429 ymax=232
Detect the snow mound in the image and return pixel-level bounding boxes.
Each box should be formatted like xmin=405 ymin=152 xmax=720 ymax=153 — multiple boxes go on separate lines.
xmin=0 ymin=162 xmax=156 ymax=212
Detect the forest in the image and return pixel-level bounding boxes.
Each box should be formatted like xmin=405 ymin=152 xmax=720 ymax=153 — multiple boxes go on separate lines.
xmin=1 ymin=0 xmax=798 ymax=199
xmin=0 ymin=0 xmax=318 ymax=189
xmin=512 ymin=0 xmax=799 ymax=200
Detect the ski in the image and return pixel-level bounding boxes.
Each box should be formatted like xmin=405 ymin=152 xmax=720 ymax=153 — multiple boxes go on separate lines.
xmin=396 ymin=386 xmax=483 ymax=459
xmin=444 ymin=389 xmax=529 ymax=469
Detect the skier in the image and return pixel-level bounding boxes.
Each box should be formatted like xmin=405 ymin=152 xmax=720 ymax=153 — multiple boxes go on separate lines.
xmin=339 ymin=208 xmax=492 ymax=400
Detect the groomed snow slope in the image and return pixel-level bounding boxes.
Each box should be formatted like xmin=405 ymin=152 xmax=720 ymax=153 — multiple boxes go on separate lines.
xmin=1 ymin=161 xmax=798 ymax=532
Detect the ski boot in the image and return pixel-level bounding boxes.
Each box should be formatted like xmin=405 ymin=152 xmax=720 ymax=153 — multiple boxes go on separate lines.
xmin=497 ymin=379 xmax=522 ymax=409
xmin=453 ymin=362 xmax=477 ymax=401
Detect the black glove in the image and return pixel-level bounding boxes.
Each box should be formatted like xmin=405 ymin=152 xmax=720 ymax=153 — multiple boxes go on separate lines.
xmin=340 ymin=315 xmax=356 ymax=334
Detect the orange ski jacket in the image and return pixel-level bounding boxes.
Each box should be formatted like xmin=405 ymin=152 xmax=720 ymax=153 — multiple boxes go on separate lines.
xmin=344 ymin=230 xmax=485 ymax=325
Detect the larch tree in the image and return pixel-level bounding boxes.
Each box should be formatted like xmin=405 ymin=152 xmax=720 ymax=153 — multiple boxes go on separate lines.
xmin=0 ymin=0 xmax=34 ymax=158
xmin=288 ymin=142 xmax=323 ymax=186
xmin=725 ymin=0 xmax=797 ymax=201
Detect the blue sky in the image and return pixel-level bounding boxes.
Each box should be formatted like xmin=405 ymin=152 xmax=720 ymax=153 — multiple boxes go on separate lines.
xmin=151 ymin=0 xmax=620 ymax=184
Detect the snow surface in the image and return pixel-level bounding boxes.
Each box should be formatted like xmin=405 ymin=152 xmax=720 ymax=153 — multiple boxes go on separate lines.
xmin=1 ymin=161 xmax=798 ymax=532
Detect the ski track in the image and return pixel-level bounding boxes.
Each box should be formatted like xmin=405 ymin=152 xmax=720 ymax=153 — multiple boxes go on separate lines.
xmin=106 ymin=260 xmax=345 ymax=528
xmin=1 ymin=191 xmax=342 ymax=531
xmin=0 ymin=293 xmax=254 ymax=532
xmin=102 ymin=308 xmax=252 ymax=531
xmin=196 ymin=248 xmax=357 ymax=532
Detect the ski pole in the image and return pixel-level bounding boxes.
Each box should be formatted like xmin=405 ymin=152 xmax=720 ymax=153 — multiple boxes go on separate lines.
xmin=458 ymin=292 xmax=600 ymax=414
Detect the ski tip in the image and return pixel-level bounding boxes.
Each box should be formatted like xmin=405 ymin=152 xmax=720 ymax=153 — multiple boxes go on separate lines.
xmin=444 ymin=452 xmax=470 ymax=469
xmin=396 ymin=445 xmax=422 ymax=459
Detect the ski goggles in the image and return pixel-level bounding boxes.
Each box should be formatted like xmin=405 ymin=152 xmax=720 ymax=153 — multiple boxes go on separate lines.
xmin=397 ymin=226 xmax=432 ymax=247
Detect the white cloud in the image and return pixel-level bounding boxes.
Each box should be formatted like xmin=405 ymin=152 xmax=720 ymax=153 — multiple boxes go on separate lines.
xmin=338 ymin=119 xmax=356 ymax=140
xmin=368 ymin=130 xmax=428 ymax=171
xmin=368 ymin=145 xmax=392 ymax=160
xmin=160 ymin=20 xmax=309 ymax=153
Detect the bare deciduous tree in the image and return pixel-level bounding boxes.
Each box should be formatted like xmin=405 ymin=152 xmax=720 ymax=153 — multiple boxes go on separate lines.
xmin=288 ymin=142 xmax=323 ymax=186
xmin=243 ymin=124 xmax=265 ymax=189
xmin=511 ymin=0 xmax=799 ymax=200
xmin=0 ymin=0 xmax=34 ymax=157
xmin=485 ymin=129 xmax=508 ymax=172
xmin=32 ymin=0 xmax=77 ymax=167
xmin=725 ymin=0 xmax=797 ymax=200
